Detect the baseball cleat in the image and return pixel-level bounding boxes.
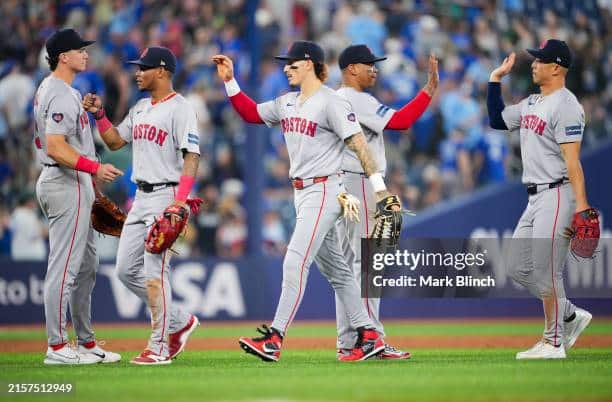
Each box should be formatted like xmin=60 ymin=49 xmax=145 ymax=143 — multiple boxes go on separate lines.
xmin=238 ymin=325 xmax=282 ymax=362
xmin=379 ymin=344 xmax=411 ymax=360
xmin=44 ymin=344 xmax=102 ymax=365
xmin=169 ymin=314 xmax=200 ymax=359
xmin=563 ymin=308 xmax=592 ymax=350
xmin=130 ymin=350 xmax=172 ymax=365
xmin=336 ymin=348 xmax=351 ymax=360
xmin=337 ymin=327 xmax=385 ymax=362
xmin=78 ymin=342 xmax=121 ymax=363
xmin=516 ymin=341 xmax=566 ymax=360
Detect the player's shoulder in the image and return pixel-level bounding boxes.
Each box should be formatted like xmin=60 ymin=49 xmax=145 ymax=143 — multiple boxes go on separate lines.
xmin=556 ymin=88 xmax=582 ymax=108
xmin=321 ymin=85 xmax=351 ymax=104
xmin=130 ymin=97 xmax=150 ymax=112
xmin=275 ymin=90 xmax=299 ymax=104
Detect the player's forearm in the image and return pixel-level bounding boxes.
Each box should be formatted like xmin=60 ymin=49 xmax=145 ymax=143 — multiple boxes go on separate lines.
xmin=566 ymin=159 xmax=589 ymax=212
xmin=93 ymin=108 xmax=127 ymax=150
xmin=46 ymin=135 xmax=99 ymax=173
xmin=224 ymin=79 xmax=264 ymax=124
xmin=345 ymin=132 xmax=378 ymax=177
xmin=344 ymin=133 xmax=391 ymax=199
xmin=487 ymin=82 xmax=508 ymax=130
xmin=175 ymin=152 xmax=200 ymax=202
xmin=100 ymin=127 xmax=127 ymax=151
xmin=385 ymin=90 xmax=431 ymax=130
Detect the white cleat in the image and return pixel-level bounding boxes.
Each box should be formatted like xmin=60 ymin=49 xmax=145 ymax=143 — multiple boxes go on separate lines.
xmin=78 ymin=343 xmax=122 ymax=364
xmin=516 ymin=341 xmax=566 ymax=360
xmin=44 ymin=344 xmax=102 ymax=365
xmin=563 ymin=308 xmax=592 ymax=351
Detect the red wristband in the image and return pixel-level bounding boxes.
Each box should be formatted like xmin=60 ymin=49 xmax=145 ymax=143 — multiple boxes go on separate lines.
xmin=75 ymin=156 xmax=100 ymax=174
xmin=96 ymin=115 xmax=113 ymax=135
xmin=176 ymin=175 xmax=195 ymax=202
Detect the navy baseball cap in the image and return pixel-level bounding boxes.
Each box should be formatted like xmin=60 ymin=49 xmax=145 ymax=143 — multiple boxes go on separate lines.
xmin=275 ymin=41 xmax=324 ymax=63
xmin=46 ymin=29 xmax=95 ymax=59
xmin=128 ymin=47 xmax=176 ymax=73
xmin=339 ymin=44 xmax=387 ymax=69
xmin=526 ymin=39 xmax=572 ymax=68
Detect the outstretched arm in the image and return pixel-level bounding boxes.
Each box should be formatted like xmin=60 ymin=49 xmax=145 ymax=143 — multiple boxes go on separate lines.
xmin=212 ymin=54 xmax=264 ymax=124
xmin=385 ymin=54 xmax=438 ymax=130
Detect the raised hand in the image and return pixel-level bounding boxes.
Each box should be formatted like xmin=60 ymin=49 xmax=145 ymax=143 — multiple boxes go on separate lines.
xmin=211 ymin=54 xmax=235 ymax=82
xmin=490 ymin=52 xmax=516 ymax=82
xmin=424 ymin=53 xmax=439 ymax=97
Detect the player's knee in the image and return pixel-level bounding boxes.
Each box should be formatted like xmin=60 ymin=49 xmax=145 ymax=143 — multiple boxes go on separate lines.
xmin=116 ymin=264 xmax=131 ymax=285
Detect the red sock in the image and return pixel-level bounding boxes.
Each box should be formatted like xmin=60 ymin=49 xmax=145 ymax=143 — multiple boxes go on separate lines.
xmin=82 ymin=341 xmax=96 ymax=349
xmin=51 ymin=342 xmax=67 ymax=351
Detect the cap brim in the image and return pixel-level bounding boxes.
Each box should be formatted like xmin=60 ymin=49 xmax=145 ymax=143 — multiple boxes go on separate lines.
xmin=127 ymin=60 xmax=153 ymax=67
xmin=526 ymin=48 xmax=544 ymax=59
xmin=274 ymin=55 xmax=291 ymax=61
xmin=370 ymin=56 xmax=387 ymax=63
xmin=80 ymin=40 xmax=95 ymax=48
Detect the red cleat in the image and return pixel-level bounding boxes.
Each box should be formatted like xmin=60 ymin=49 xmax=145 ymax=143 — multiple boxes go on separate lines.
xmin=338 ymin=327 xmax=385 ymax=362
xmin=130 ymin=349 xmax=171 ymax=365
xmin=380 ymin=344 xmax=411 ymax=360
xmin=168 ymin=315 xmax=200 ymax=359
xmin=238 ymin=325 xmax=283 ymax=362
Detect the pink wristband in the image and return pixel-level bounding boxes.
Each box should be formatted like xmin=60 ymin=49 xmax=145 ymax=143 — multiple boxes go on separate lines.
xmin=96 ymin=115 xmax=113 ymax=135
xmin=176 ymin=175 xmax=195 ymax=202
xmin=75 ymin=156 xmax=100 ymax=174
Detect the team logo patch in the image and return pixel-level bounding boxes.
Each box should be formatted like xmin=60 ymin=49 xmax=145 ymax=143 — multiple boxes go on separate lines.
xmin=52 ymin=113 xmax=64 ymax=123
xmin=140 ymin=48 xmax=149 ymax=58
xmin=565 ymin=125 xmax=582 ymax=136
xmin=347 ymin=113 xmax=356 ymax=122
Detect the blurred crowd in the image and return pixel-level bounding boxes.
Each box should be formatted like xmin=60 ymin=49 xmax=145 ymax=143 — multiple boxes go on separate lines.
xmin=0 ymin=0 xmax=610 ymax=260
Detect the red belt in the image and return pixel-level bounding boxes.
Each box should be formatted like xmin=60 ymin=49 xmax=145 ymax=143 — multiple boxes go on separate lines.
xmin=291 ymin=176 xmax=328 ymax=190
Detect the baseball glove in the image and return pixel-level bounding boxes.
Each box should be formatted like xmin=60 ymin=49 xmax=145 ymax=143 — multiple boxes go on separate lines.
xmin=565 ymin=208 xmax=600 ymax=259
xmin=370 ymin=194 xmax=403 ymax=247
xmin=145 ymin=204 xmax=189 ymax=254
xmin=338 ymin=192 xmax=360 ymax=222
xmin=91 ymin=187 xmax=126 ymax=237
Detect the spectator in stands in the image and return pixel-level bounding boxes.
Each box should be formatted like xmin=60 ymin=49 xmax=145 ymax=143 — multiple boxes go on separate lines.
xmin=10 ymin=192 xmax=46 ymax=261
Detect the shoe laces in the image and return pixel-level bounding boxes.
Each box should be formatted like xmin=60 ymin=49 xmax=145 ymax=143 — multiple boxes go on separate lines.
xmin=253 ymin=324 xmax=278 ymax=342
xmin=384 ymin=344 xmax=401 ymax=353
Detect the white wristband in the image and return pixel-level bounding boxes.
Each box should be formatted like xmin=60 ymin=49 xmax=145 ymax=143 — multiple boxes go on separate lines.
xmin=224 ymin=78 xmax=241 ymax=97
xmin=369 ymin=172 xmax=387 ymax=193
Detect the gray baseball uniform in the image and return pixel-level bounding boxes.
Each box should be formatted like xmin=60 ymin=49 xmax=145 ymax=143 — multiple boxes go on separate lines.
xmin=34 ymin=75 xmax=98 ymax=347
xmin=115 ymin=92 xmax=198 ymax=357
xmin=257 ymin=85 xmax=377 ymax=335
xmin=502 ymin=87 xmax=584 ymax=346
xmin=335 ymin=86 xmax=395 ymax=349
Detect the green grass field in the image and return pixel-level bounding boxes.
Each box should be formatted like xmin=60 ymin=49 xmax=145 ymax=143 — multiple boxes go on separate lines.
xmin=1 ymin=321 xmax=612 ymax=402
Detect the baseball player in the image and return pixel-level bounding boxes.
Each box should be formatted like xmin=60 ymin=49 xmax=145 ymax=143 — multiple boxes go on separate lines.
xmin=213 ymin=41 xmax=401 ymax=362
xmin=335 ymin=45 xmax=438 ymax=360
xmin=487 ymin=40 xmax=593 ymax=359
xmin=34 ymin=28 xmax=123 ymax=365
xmin=83 ymin=47 xmax=200 ymax=365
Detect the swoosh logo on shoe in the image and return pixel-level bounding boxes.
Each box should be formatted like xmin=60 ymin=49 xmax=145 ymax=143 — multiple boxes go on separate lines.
xmin=91 ymin=352 xmax=106 ymax=359
xmin=262 ymin=343 xmax=279 ymax=353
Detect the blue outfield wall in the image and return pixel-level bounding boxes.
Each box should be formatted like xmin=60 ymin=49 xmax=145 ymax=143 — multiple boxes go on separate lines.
xmin=1 ymin=140 xmax=611 ymax=324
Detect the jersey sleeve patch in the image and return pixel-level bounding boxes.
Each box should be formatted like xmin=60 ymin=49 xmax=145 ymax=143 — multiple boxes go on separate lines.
xmin=52 ymin=113 xmax=64 ymax=123
xmin=565 ymin=125 xmax=582 ymax=136
xmin=187 ymin=133 xmax=199 ymax=145
xmin=376 ymin=104 xmax=390 ymax=117
xmin=347 ymin=112 xmax=356 ymax=122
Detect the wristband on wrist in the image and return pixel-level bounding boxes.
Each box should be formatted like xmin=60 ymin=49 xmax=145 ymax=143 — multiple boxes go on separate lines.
xmin=95 ymin=112 xmax=113 ymax=134
xmin=75 ymin=156 xmax=100 ymax=175
xmin=176 ymin=175 xmax=195 ymax=202
xmin=369 ymin=172 xmax=387 ymax=193
xmin=93 ymin=107 xmax=106 ymax=120
xmin=224 ymin=78 xmax=241 ymax=97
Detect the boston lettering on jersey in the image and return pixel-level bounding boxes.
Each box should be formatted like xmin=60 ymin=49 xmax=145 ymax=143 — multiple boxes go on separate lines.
xmin=280 ymin=117 xmax=318 ymax=137
xmin=519 ymin=114 xmax=547 ymax=136
xmin=132 ymin=123 xmax=169 ymax=146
